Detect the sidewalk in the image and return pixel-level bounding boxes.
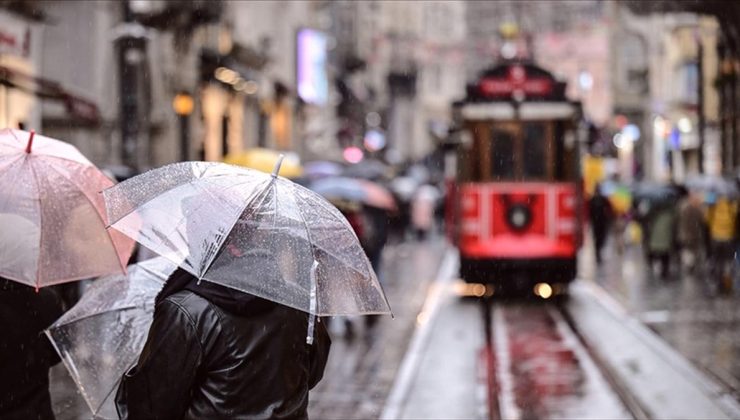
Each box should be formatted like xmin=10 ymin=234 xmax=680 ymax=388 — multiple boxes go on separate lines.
xmin=567 ymin=280 xmax=740 ymax=419
xmin=380 ymin=249 xmax=485 ymax=420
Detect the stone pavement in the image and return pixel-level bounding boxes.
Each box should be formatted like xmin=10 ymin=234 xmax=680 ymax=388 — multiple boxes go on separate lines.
xmin=582 ymin=232 xmax=740 ymax=400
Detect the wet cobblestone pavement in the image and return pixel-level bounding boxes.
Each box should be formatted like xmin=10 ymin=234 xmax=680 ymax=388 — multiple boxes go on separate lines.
xmin=581 ymin=234 xmax=740 ymax=400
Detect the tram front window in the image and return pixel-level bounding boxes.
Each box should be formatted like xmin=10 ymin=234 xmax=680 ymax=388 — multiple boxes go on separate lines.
xmin=523 ymin=123 xmax=547 ymax=179
xmin=461 ymin=120 xmax=570 ymax=182
xmin=491 ymin=129 xmax=516 ymax=180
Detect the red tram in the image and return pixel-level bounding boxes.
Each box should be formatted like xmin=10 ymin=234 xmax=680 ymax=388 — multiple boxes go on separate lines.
xmin=447 ymin=62 xmax=584 ymax=295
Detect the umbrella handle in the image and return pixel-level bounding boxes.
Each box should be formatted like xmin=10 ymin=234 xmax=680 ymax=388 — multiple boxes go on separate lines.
xmin=25 ymin=130 xmax=35 ymax=154
xmin=272 ymin=154 xmax=285 ymax=178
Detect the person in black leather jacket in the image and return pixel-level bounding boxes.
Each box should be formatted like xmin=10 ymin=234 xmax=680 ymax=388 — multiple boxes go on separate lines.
xmin=0 ymin=278 xmax=64 ymax=420
xmin=115 ymin=267 xmax=331 ymax=419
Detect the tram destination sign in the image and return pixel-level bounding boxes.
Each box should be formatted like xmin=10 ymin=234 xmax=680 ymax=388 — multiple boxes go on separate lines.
xmin=474 ymin=63 xmax=563 ymax=101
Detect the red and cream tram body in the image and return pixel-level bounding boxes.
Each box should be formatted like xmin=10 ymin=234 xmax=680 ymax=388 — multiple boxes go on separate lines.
xmin=448 ymin=62 xmax=583 ymax=294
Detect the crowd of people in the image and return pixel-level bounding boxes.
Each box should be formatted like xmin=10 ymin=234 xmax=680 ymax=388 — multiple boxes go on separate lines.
xmin=589 ymin=178 xmax=740 ymax=291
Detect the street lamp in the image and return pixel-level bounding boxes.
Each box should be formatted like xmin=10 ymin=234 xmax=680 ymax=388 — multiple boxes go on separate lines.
xmin=172 ymin=91 xmax=194 ymax=161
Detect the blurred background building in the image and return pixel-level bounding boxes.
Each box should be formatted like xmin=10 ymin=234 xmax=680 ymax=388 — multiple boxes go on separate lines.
xmin=0 ymin=0 xmax=738 ymax=180
xmin=330 ymin=0 xmax=466 ymax=163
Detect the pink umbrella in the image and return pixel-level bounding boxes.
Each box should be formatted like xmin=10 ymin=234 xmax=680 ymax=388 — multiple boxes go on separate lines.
xmin=0 ymin=129 xmax=135 ymax=289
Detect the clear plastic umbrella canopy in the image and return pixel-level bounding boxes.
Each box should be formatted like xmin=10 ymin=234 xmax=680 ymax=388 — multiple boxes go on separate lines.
xmin=45 ymin=257 xmax=176 ymax=419
xmin=102 ymin=161 xmax=391 ymax=317
xmin=0 ymin=129 xmax=135 ymax=288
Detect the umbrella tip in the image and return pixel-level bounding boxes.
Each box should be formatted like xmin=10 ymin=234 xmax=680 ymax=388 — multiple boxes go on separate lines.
xmin=25 ymin=130 xmax=35 ymax=154
xmin=272 ymin=154 xmax=285 ymax=178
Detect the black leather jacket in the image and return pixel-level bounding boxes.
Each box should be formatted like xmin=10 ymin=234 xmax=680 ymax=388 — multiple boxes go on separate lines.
xmin=0 ymin=279 xmax=64 ymax=420
xmin=115 ymin=271 xmax=331 ymax=420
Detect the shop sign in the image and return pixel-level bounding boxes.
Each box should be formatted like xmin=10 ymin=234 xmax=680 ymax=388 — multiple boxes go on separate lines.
xmin=0 ymin=12 xmax=31 ymax=58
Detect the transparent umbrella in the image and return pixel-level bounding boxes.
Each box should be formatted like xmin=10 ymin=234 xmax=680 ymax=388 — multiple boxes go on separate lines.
xmin=0 ymin=128 xmax=135 ymax=288
xmin=45 ymin=257 xmax=176 ymax=419
xmin=685 ymin=174 xmax=739 ymax=198
xmin=102 ymin=160 xmax=391 ymax=340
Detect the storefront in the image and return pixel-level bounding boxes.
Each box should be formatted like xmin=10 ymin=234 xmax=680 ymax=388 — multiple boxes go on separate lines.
xmin=199 ymin=47 xmax=265 ymax=161
xmin=0 ymin=10 xmax=99 ymax=131
xmin=0 ymin=10 xmax=41 ymax=129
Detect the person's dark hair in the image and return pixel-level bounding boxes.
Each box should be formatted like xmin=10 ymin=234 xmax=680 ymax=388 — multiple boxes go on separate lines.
xmin=674 ymin=184 xmax=688 ymax=197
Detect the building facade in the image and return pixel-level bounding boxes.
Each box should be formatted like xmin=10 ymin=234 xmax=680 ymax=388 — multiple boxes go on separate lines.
xmin=612 ymin=4 xmax=721 ymax=181
xmin=0 ymin=0 xmax=334 ymax=171
xmin=330 ymin=0 xmax=466 ymax=163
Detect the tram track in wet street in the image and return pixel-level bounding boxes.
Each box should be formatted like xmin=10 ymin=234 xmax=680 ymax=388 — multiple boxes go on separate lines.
xmin=477 ymin=295 xmax=632 ymax=420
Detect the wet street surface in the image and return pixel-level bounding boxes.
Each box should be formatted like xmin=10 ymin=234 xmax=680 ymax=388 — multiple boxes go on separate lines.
xmin=394 ymin=288 xmax=631 ymax=419
xmin=583 ymin=235 xmax=740 ymax=400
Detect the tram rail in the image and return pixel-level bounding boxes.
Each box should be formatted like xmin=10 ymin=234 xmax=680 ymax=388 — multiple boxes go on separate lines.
xmin=477 ymin=294 xmax=633 ymax=420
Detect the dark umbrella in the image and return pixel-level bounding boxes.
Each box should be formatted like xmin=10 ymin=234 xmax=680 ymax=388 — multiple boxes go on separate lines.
xmin=342 ymin=158 xmax=392 ymax=181
xmin=309 ymin=177 xmax=397 ymax=211
xmin=303 ymin=160 xmax=344 ymax=180
xmin=632 ymin=182 xmax=680 ymax=206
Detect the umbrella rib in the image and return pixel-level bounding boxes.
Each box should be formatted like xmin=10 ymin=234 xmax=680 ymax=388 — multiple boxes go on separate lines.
xmin=291 ymin=182 xmax=320 ymax=314
xmin=198 ymin=177 xmax=274 ymax=278
xmin=52 ymin=304 xmax=143 ymax=326
xmin=45 ymin=162 xmax=128 ymax=275
xmin=25 ymin=157 xmax=44 ymax=288
xmin=43 ymin=329 xmax=101 ymax=416
xmin=102 ymin=162 xmax=214 ymax=227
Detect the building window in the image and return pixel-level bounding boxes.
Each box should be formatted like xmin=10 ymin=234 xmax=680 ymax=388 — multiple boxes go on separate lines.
xmin=675 ymin=62 xmax=699 ymax=104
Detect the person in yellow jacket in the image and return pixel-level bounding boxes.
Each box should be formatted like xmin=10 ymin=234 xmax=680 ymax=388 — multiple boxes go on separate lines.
xmin=706 ymin=192 xmax=738 ymax=291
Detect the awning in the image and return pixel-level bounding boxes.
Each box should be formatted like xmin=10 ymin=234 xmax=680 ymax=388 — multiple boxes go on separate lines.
xmin=0 ymin=65 xmax=100 ymax=125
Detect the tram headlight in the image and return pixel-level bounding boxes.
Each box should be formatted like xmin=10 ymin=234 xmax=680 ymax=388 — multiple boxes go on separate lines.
xmin=506 ymin=204 xmax=531 ymax=231
xmin=534 ymin=282 xmax=553 ymax=299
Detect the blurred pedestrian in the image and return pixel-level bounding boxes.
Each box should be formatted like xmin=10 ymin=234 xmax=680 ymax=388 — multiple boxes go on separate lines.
xmin=677 ymin=190 xmax=707 ymax=274
xmin=357 ymin=205 xmax=389 ymax=329
xmin=646 ymin=204 xmax=677 ymax=278
xmin=411 ymin=184 xmax=440 ymax=240
xmin=332 ymin=199 xmax=365 ymax=338
xmin=0 ymin=278 xmax=64 ymax=420
xmin=706 ymin=190 xmax=738 ymax=291
xmin=588 ymin=183 xmax=613 ymax=264
xmin=116 ymin=261 xmax=331 ymax=419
